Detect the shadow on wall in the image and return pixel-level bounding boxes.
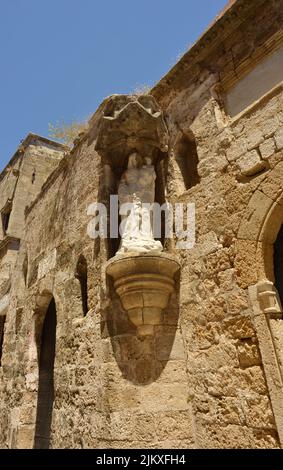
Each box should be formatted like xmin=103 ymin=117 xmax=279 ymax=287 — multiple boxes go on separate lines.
xmin=101 ymin=275 xmax=180 ymax=386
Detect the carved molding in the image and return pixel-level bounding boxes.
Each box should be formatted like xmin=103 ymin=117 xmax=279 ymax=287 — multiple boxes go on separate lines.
xmin=95 ymin=95 xmax=169 ymax=172
xmin=106 ymin=252 xmax=180 ymax=336
xmin=249 ymin=280 xmax=283 ymax=446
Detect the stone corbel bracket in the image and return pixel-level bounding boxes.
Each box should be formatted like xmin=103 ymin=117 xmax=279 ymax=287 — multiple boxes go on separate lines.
xmin=257 ymin=281 xmax=283 ymax=317
xmin=95 ymin=94 xmax=169 ymax=171
xmin=106 ymin=252 xmax=180 ymax=336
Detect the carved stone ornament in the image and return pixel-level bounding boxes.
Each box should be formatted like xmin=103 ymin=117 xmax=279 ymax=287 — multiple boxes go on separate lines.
xmin=96 ymin=94 xmax=180 ymax=335
xmin=95 ymin=94 xmax=169 ymax=171
xmin=106 ymin=253 xmax=179 ymax=336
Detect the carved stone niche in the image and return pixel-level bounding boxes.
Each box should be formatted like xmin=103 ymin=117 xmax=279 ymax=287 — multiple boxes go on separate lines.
xmin=95 ymin=95 xmax=180 ymax=335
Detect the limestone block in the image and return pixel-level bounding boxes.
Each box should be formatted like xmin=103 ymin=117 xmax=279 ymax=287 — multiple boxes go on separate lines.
xmin=215 ymin=397 xmax=245 ymax=426
xmin=274 ymin=128 xmax=283 ymax=150
xmin=205 ymin=248 xmax=233 ymax=275
xmin=251 ymin=430 xmax=280 ymax=449
xmin=169 ymin=333 xmax=186 ymax=361
xmin=264 ymin=212 xmax=282 ymax=253
xmin=237 ymin=150 xmax=265 ymax=176
xmin=259 ymin=138 xmax=276 ymax=159
xmin=205 ymin=366 xmax=267 ymax=397
xmin=269 ymin=149 xmax=283 ymax=169
xmin=134 ymin=413 xmax=167 ymax=442
xmin=15 ymin=426 xmax=34 ymax=449
xmin=162 ymin=439 xmax=196 ymax=449
xmin=117 ymin=335 xmax=155 ymax=362
xmin=247 ymin=130 xmax=264 ymax=150
xmin=234 ymin=240 xmax=258 ymax=289
xmin=217 ymin=269 xmax=236 ymax=291
xmin=19 ymin=406 xmax=36 ymax=426
xmin=224 ymin=316 xmax=256 ymax=340
xmin=140 ymin=382 xmax=189 ymax=412
xmin=25 ymin=372 xmax=38 ymax=392
xmin=243 ymin=395 xmax=276 ymax=429
xmin=231 ymin=122 xmax=244 ymax=138
xmin=238 ymin=191 xmax=274 ymax=241
xmin=243 ymin=367 xmax=268 ymax=395
xmin=218 ymin=129 xmax=233 ymax=149
xmin=262 ymin=117 xmax=279 ymax=138
xmin=198 ymin=423 xmax=253 ymax=449
xmin=199 ymin=231 xmax=222 ymax=256
xmin=179 ymin=279 xmax=200 ymax=305
xmin=260 ymin=162 xmax=283 ymax=201
xmin=156 ymin=333 xmax=185 ymax=361
xmin=197 ymin=155 xmax=228 ymax=177
xmin=192 ymin=323 xmax=221 ymax=350
xmin=153 ymin=409 xmax=194 ymax=441
xmin=226 ymin=140 xmax=247 ymax=162
xmin=204 ymin=295 xmax=227 ymax=322
xmin=237 ymin=340 xmax=262 ymax=368
xmin=0 ymin=293 xmax=10 ymax=316
xmin=225 ymin=290 xmax=249 ymax=316
xmin=195 ymin=339 xmax=239 ymax=371
xmin=107 ymin=385 xmax=142 ymax=412
xmin=156 ymin=360 xmax=187 ymax=384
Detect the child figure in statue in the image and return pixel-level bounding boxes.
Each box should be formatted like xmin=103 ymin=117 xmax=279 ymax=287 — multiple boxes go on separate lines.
xmin=117 ymin=152 xmax=163 ymax=254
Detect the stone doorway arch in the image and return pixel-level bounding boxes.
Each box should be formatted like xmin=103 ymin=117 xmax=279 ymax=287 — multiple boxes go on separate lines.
xmin=237 ymin=160 xmax=283 ymax=446
xmin=33 ymin=294 xmax=57 ymax=449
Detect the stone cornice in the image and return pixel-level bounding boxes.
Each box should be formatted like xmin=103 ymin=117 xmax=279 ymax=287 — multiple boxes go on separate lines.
xmin=151 ymin=0 xmax=266 ymax=106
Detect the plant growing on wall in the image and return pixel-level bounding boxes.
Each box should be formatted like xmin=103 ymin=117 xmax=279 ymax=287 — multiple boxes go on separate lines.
xmin=48 ymin=119 xmax=88 ymax=146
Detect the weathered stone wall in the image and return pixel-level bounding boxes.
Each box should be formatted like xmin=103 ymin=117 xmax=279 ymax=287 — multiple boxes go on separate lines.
xmin=0 ymin=136 xmax=66 ymax=332
xmin=0 ymin=136 xmax=66 ymax=277
xmin=1 ymin=0 xmax=283 ymax=449
xmin=0 ymin=137 xmax=66 ymax=446
xmin=8 ymin=139 xmax=65 ymax=240
xmin=0 ymin=155 xmax=21 ymax=241
xmin=149 ymin=0 xmax=283 ymax=448
xmin=0 ymin=136 xmax=102 ymax=448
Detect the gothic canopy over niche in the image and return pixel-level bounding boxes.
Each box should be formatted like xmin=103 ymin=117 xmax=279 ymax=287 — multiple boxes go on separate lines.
xmin=95 ymin=94 xmax=180 ymax=336
xmin=95 ymin=94 xmax=169 ymax=174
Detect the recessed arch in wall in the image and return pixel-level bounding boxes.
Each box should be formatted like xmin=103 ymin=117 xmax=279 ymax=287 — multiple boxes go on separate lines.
xmin=237 ymin=161 xmax=283 ymax=447
xmin=173 ymin=132 xmax=200 ymax=194
xmin=75 ymin=255 xmax=89 ymax=316
xmin=33 ymin=295 xmax=57 ymax=449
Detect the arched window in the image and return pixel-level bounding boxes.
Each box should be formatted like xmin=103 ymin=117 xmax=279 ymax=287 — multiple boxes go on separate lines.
xmin=34 ymin=297 xmax=57 ymax=449
xmin=273 ymin=224 xmax=283 ymax=305
xmin=75 ymin=255 xmax=88 ymax=316
xmin=175 ymin=134 xmax=200 ymax=191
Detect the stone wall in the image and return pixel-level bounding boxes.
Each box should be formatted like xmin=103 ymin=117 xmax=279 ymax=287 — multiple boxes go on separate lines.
xmin=0 ymin=136 xmax=66 ymax=317
xmin=0 ymin=136 xmax=66 ymax=446
xmin=1 ymin=0 xmax=283 ymax=449
xmin=6 ymin=137 xmax=66 ymax=240
xmin=149 ymin=0 xmax=283 ymax=448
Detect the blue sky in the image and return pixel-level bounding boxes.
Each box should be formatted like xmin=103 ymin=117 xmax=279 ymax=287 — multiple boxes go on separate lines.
xmin=0 ymin=0 xmax=227 ymax=170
